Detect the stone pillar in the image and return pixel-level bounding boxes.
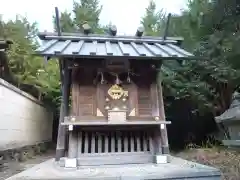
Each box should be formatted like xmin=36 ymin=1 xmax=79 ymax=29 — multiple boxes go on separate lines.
xmin=65 ymin=125 xmax=77 ymax=168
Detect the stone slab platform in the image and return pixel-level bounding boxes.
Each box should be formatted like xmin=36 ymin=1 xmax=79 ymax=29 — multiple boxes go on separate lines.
xmin=6 ymin=156 xmax=221 ymax=180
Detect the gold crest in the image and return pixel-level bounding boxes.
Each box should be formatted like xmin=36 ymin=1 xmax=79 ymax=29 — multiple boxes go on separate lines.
xmin=108 ymin=84 xmax=126 ymax=100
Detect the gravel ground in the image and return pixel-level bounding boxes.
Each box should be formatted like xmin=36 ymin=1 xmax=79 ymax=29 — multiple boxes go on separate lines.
xmin=1 ymin=147 xmax=239 ymax=180
xmin=0 ymin=149 xmax=54 ymax=180
xmin=175 ymin=147 xmax=240 ymax=180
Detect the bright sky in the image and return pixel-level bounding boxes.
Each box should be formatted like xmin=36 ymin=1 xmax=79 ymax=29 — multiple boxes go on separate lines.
xmin=0 ymin=0 xmax=187 ymax=35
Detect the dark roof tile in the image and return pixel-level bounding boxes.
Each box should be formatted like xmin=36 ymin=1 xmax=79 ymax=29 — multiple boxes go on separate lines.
xmin=36 ymin=32 xmax=195 ymax=60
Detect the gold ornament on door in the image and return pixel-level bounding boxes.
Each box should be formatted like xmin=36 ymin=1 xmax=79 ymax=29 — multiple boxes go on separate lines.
xmin=108 ymin=84 xmax=128 ymax=100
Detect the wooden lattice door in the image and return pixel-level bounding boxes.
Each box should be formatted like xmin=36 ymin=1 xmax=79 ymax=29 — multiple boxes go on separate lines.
xmin=76 ymin=128 xmax=155 ymax=166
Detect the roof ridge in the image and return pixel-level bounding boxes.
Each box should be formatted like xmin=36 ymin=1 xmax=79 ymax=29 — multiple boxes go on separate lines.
xmin=38 ymin=32 xmax=184 ymax=42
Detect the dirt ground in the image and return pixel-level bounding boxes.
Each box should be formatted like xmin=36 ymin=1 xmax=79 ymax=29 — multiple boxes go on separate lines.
xmin=0 ymin=149 xmax=54 ymax=180
xmin=175 ymin=147 xmax=240 ymax=180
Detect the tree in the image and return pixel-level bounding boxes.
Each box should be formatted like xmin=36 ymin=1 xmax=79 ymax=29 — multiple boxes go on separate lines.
xmin=141 ymin=0 xmax=165 ymax=36
xmin=0 ymin=16 xmax=40 ymax=85
xmin=141 ymin=0 xmax=240 ymax=115
xmin=73 ymin=0 xmax=103 ymax=33
xmin=53 ymin=11 xmax=75 ymax=32
xmin=101 ymin=22 xmax=113 ymax=34
xmin=53 ymin=0 xmax=104 ymax=33
xmin=0 ymin=16 xmax=60 ymax=104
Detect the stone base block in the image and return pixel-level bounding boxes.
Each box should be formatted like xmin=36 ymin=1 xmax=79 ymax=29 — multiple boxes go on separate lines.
xmin=6 ymin=157 xmax=222 ymax=180
xmin=155 ymin=154 xmax=169 ymax=164
xmin=222 ymin=140 xmax=240 ymax=147
xmin=6 ymin=156 xmax=222 ymax=180
xmin=65 ymin=158 xmax=77 ymax=168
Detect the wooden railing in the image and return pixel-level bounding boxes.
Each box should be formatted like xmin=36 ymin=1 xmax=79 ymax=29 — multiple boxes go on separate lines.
xmin=77 ymin=130 xmax=154 ymax=154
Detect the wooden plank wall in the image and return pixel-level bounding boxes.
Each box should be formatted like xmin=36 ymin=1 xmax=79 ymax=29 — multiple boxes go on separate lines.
xmin=71 ymin=68 xmax=96 ymax=116
xmin=71 ymin=67 xmax=165 ymax=120
xmin=137 ymin=84 xmax=152 ymax=117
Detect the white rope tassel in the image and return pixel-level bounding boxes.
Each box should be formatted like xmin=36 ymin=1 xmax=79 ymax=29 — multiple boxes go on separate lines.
xmin=127 ymin=71 xmax=131 ymax=83
xmin=115 ymin=74 xmax=121 ymax=85
xmin=100 ymin=72 xmax=105 ymax=84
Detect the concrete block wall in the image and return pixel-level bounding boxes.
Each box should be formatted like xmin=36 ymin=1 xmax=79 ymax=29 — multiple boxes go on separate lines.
xmin=0 ymin=78 xmax=53 ymax=151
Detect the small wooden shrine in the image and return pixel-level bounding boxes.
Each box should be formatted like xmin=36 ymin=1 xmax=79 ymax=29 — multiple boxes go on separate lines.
xmin=215 ymin=92 xmax=240 ymax=148
xmin=35 ymin=8 xmax=197 ymax=167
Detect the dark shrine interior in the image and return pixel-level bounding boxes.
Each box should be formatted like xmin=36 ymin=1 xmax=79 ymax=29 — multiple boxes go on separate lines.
xmin=70 ymin=58 xmax=159 ymax=86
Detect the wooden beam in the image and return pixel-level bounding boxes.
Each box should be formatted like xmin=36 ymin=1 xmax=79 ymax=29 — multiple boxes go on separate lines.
xmin=156 ymin=68 xmax=170 ymax=154
xmin=65 ymin=61 xmax=72 ymax=157
xmin=153 ymin=127 xmax=162 ymax=156
xmin=157 ymin=73 xmax=165 ymax=120
xmin=160 ymin=124 xmax=169 ymax=154
xmin=163 ymin=13 xmax=171 ymax=41
xmin=54 ymin=7 xmax=71 ymax=161
xmin=150 ymin=83 xmax=160 ymax=118
xmin=62 ymin=118 xmax=171 ymax=126
xmin=55 ymin=102 xmax=65 ymax=160
xmin=54 ymin=7 xmax=61 ymax=36
xmin=65 ymin=61 xmax=71 ymax=115
xmin=68 ymin=129 xmax=78 ymax=158
xmin=55 ymin=59 xmax=71 ymax=161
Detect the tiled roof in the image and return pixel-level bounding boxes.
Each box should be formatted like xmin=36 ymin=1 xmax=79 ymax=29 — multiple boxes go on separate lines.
xmin=36 ymin=32 xmax=195 ymax=59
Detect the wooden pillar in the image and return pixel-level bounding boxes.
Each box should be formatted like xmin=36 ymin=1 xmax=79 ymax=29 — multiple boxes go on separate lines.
xmin=160 ymin=124 xmax=169 ymax=154
xmin=65 ymin=68 xmax=72 ymax=153
xmin=153 ymin=127 xmax=162 ymax=155
xmin=55 ymin=59 xmax=71 ymax=161
xmin=156 ymin=68 xmax=170 ymax=154
xmin=68 ymin=128 xmax=78 ymax=158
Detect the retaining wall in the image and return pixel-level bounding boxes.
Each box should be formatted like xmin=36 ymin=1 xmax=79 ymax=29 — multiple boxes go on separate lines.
xmin=0 ymin=78 xmax=53 ymax=151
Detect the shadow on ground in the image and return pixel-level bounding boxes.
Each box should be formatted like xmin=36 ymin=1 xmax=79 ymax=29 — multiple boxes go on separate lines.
xmin=0 ymin=149 xmax=54 ymax=180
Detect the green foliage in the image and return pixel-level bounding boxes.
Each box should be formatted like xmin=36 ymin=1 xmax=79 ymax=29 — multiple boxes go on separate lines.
xmin=101 ymin=22 xmax=113 ymax=34
xmin=1 ymin=0 xmax=240 ymax=116
xmin=1 ymin=16 xmax=40 ymax=85
xmin=1 ymin=0 xmax=107 ymax=109
xmin=53 ymin=0 xmax=104 ymax=33
xmin=0 ymin=16 xmax=60 ymax=106
xmin=73 ymin=0 xmax=102 ymax=32
xmin=36 ymin=60 xmax=61 ymax=106
xmin=141 ymin=0 xmax=240 ymax=113
xmin=53 ymin=11 xmax=75 ymax=33
xmin=141 ymin=0 xmax=165 ymax=36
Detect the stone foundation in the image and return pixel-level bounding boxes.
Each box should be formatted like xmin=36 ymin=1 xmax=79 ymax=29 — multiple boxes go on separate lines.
xmin=5 ymin=156 xmax=222 ymax=180
xmin=0 ymin=142 xmax=52 ymax=165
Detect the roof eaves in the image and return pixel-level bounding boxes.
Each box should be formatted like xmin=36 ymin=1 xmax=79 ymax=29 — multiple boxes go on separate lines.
xmin=34 ymin=53 xmax=199 ymax=61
